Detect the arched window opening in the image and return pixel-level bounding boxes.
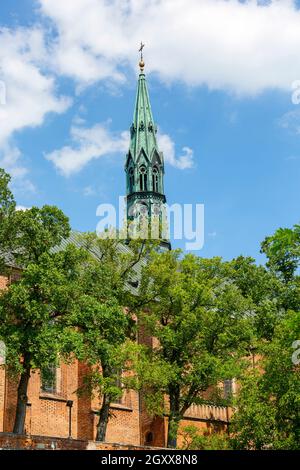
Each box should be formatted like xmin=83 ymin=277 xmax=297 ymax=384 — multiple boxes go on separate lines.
xmin=152 ymin=167 xmax=159 ymax=193
xmin=129 ymin=167 xmax=134 ymax=193
xmin=139 ymin=165 xmax=147 ymax=191
xmin=41 ymin=364 xmax=57 ymax=394
xmin=145 ymin=432 xmax=153 ymax=445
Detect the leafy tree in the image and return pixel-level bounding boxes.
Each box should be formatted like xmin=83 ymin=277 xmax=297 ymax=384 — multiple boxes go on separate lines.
xmin=12 ymin=205 xmax=70 ymax=266
xmin=180 ymin=425 xmax=231 ymax=450
xmin=0 ymin=170 xmax=76 ymax=434
xmin=230 ymin=224 xmax=300 ymax=450
xmin=0 ymin=168 xmax=16 ymax=271
xmin=228 ymin=256 xmax=287 ymax=341
xmin=137 ymin=250 xmax=254 ymax=448
xmin=230 ymin=309 xmax=300 ymax=449
xmin=74 ymin=289 xmax=130 ymax=442
xmin=261 ymin=224 xmax=300 ymax=283
xmin=261 ymin=224 xmax=300 ymax=316
xmin=0 ymin=202 xmax=82 ymax=434
xmin=72 ymin=234 xmax=157 ymax=442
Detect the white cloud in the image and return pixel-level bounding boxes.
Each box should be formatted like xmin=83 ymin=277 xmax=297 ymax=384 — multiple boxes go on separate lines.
xmin=38 ymin=0 xmax=300 ymax=95
xmin=0 ymin=143 xmax=36 ymax=193
xmin=38 ymin=0 xmax=127 ymax=86
xmin=0 ymin=144 xmax=26 ymax=179
xmin=157 ymin=133 xmax=194 ymax=170
xmin=45 ymin=123 xmax=129 ymax=176
xmin=4 ymin=0 xmax=300 ymax=185
xmin=0 ymin=27 xmax=71 ymax=185
xmin=16 ymin=205 xmax=31 ymax=211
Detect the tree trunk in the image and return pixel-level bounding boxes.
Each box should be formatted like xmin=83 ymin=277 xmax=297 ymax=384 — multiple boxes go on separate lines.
xmin=167 ymin=387 xmax=181 ymax=448
xmin=96 ymin=393 xmax=111 ymax=442
xmin=96 ymin=363 xmax=113 ymax=442
xmin=13 ymin=357 xmax=31 ymax=435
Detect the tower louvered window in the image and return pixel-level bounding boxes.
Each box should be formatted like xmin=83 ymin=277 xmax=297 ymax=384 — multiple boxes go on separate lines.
xmin=139 ymin=166 xmax=147 ymax=191
xmin=152 ymin=167 xmax=159 ymax=192
xmin=129 ymin=167 xmax=134 ymax=193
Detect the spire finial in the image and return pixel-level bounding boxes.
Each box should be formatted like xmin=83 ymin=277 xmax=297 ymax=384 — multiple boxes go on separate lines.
xmin=139 ymin=41 xmax=145 ymax=72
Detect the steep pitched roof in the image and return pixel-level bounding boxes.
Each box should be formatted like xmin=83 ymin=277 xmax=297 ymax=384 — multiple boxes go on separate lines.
xmin=129 ymin=70 xmax=160 ymax=162
xmin=1 ymin=231 xmax=144 ymax=295
xmin=54 ymin=231 xmax=143 ymax=295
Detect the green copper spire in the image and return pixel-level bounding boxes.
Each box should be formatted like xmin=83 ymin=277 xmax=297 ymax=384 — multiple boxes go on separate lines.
xmin=129 ymin=68 xmax=159 ymax=160
xmin=125 ymin=48 xmax=165 ymax=197
xmin=125 ymin=46 xmax=169 ymax=247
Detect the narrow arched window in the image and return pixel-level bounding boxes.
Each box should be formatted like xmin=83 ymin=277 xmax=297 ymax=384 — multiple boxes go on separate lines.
xmin=139 ymin=165 xmax=147 ymax=191
xmin=145 ymin=432 xmax=153 ymax=445
xmin=152 ymin=167 xmax=159 ymax=192
xmin=129 ymin=167 xmax=134 ymax=193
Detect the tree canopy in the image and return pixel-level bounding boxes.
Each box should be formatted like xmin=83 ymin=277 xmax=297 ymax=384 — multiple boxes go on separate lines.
xmin=0 ymin=168 xmax=299 ymax=448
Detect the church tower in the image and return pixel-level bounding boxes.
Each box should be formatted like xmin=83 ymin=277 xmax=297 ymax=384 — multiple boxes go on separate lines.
xmin=125 ymin=46 xmax=169 ymax=247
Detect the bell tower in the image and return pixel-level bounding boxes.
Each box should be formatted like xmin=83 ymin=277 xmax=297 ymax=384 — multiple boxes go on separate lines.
xmin=125 ymin=45 xmax=169 ymax=247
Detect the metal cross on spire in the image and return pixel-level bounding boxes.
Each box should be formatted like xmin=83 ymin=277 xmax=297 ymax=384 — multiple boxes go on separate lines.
xmin=139 ymin=41 xmax=145 ymax=60
xmin=138 ymin=42 xmax=145 ymax=72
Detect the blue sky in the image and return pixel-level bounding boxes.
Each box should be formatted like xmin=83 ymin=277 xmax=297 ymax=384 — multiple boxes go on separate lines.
xmin=0 ymin=0 xmax=300 ymax=263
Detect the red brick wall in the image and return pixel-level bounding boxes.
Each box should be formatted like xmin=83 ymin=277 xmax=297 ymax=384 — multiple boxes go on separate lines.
xmin=28 ymin=362 xmax=79 ymax=438
xmin=77 ymin=363 xmax=141 ymax=445
xmin=90 ymin=384 xmax=141 ymax=445
xmin=108 ymin=394 xmax=141 ymax=445
xmin=3 ymin=362 xmax=79 ymax=438
xmin=0 ymin=275 xmax=8 ymax=290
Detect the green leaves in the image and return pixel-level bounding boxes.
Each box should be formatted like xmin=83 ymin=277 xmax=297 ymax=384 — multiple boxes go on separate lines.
xmin=228 ymin=225 xmax=300 ymax=450
xmin=230 ymin=370 xmax=278 ymax=450
xmin=137 ymin=252 xmax=258 ymax=436
xmin=0 ymin=168 xmax=16 ymax=272
xmin=0 ymin=169 xmax=15 ymax=214
xmin=261 ymin=224 xmax=300 ymax=282
xmin=231 ymin=309 xmax=300 ymax=449
xmin=136 ymin=249 xmax=295 ymax=447
xmin=0 ymin=246 xmax=87 ymax=374
xmin=12 ymin=205 xmax=70 ymax=266
xmin=180 ymin=425 xmax=231 ymax=450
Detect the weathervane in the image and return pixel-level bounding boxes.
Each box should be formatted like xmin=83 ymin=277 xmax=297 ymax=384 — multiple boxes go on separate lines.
xmin=139 ymin=42 xmax=145 ymax=72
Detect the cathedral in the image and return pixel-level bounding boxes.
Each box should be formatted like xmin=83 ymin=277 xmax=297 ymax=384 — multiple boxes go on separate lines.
xmin=0 ymin=54 xmax=232 ymax=448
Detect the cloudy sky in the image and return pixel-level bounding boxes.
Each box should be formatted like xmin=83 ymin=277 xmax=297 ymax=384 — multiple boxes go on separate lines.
xmin=1 ymin=0 xmax=300 ymax=261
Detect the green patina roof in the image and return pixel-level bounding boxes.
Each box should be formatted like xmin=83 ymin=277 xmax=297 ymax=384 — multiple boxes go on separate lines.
xmin=54 ymin=231 xmax=143 ymax=295
xmin=129 ymin=71 xmax=159 ymax=161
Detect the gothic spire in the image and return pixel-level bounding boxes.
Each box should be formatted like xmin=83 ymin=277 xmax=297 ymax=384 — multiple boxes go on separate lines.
xmin=125 ymin=45 xmax=169 ymax=248
xmin=129 ymin=48 xmax=160 ymax=162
